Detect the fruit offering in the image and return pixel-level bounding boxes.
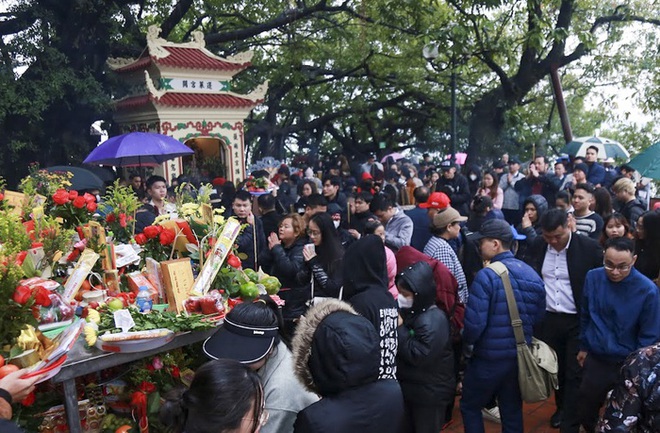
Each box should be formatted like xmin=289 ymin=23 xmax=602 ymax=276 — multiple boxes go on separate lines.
xmin=183 ymin=290 xmax=225 ymax=316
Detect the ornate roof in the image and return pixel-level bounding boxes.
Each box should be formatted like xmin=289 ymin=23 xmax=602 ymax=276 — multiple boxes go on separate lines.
xmin=114 ymin=93 xmax=264 ymax=110
xmin=108 ymin=26 xmax=253 ymax=73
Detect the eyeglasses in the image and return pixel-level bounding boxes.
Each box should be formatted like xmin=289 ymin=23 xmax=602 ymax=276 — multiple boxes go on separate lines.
xmin=307 ymin=229 xmax=321 ymax=237
xmin=603 ymin=262 xmax=633 ymax=272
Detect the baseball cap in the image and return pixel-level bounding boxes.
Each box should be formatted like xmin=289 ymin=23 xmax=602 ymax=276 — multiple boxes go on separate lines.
xmin=419 ymin=192 xmax=451 ymax=209
xmin=471 ymin=219 xmax=514 ymax=243
xmin=439 ymin=160 xmax=454 ymax=170
xmin=508 ymin=156 xmax=521 ymax=164
xmin=203 ymin=315 xmax=279 ymax=364
xmin=432 ymin=207 xmax=467 ymax=228
xmin=493 ymin=160 xmax=506 ymax=169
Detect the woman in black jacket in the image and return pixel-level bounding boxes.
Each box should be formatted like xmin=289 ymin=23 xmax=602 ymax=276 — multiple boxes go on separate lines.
xmin=396 ymin=261 xmax=455 ymax=433
xmin=291 ymin=299 xmax=404 ymax=433
xmin=297 ymin=212 xmax=344 ymax=299
xmin=260 ymin=213 xmax=308 ymax=333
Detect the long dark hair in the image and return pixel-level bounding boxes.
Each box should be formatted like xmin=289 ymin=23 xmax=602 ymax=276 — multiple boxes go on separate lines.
xmin=593 ymin=186 xmax=613 ymax=220
xmin=599 ymin=212 xmax=632 ymax=247
xmin=309 ymin=212 xmax=344 ymax=270
xmin=160 ymin=359 xmax=263 ymax=433
xmin=635 ymin=210 xmax=660 ymax=280
xmin=481 ymin=170 xmax=499 ymax=201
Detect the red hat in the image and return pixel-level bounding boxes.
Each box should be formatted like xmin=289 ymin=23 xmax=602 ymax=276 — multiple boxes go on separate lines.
xmin=212 ymin=177 xmax=226 ymax=187
xmin=419 ymin=192 xmax=451 ymax=209
xmin=361 ymin=172 xmax=373 ymax=181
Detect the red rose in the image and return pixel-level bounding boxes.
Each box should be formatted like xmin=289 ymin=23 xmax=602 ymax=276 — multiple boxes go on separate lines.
xmin=68 ymin=190 xmax=79 ymax=200
xmin=0 ymin=192 xmax=4 ymax=201
xmin=34 ymin=287 xmax=52 ymax=307
xmin=52 ymin=189 xmax=70 ymax=205
xmin=83 ymin=192 xmax=95 ymax=203
xmin=106 ymin=213 xmax=116 ymax=223
xmin=134 ymin=234 xmax=147 ymax=245
xmin=86 ymin=201 xmax=97 ymax=213
xmin=139 ymin=381 xmax=157 ymax=393
xmin=171 ymin=366 xmax=180 ymax=378
xmin=14 ymin=251 xmax=28 ymax=266
xmin=159 ymin=229 xmax=176 ymax=246
xmin=226 ymin=253 xmax=242 ymax=269
xmin=119 ymin=213 xmax=127 ymax=228
xmin=13 ymin=285 xmax=32 ymax=305
xmin=72 ymin=196 xmax=86 ymax=209
xmin=143 ymin=225 xmax=161 ymax=239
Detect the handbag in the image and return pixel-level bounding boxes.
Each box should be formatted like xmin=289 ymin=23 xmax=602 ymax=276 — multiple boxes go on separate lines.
xmin=309 ymin=274 xmax=343 ymax=306
xmin=487 ymin=262 xmax=558 ymax=403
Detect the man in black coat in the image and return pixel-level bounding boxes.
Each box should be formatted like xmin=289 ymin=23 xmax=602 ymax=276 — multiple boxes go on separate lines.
xmin=526 ymin=209 xmax=603 ymax=432
xmin=231 ymin=190 xmax=267 ymax=271
xmin=434 ymin=161 xmax=471 ymax=216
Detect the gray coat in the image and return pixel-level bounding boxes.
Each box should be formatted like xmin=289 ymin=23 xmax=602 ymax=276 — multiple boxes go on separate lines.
xmin=260 ymin=341 xmax=318 ymax=433
xmin=384 ymin=208 xmax=413 ymax=251
xmin=500 ymin=171 xmax=525 ymax=210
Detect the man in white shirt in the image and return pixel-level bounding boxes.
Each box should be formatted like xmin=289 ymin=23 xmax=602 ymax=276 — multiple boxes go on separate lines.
xmin=527 ymin=209 xmax=603 ymax=433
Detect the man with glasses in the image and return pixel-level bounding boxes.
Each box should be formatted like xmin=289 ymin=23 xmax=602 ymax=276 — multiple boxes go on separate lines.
xmin=577 ymin=237 xmax=660 ymax=433
xmin=527 ymin=208 xmax=603 ymax=432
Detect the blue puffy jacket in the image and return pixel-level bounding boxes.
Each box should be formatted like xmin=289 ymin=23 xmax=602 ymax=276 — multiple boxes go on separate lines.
xmin=463 ymin=251 xmax=546 ymax=360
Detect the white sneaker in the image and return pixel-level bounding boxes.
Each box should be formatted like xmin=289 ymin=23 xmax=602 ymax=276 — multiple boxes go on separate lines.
xmin=482 ymin=406 xmax=502 ymax=423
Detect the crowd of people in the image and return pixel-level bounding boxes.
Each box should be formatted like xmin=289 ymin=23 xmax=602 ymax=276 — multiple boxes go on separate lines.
xmin=5 ymin=148 xmax=658 ymax=433
xmin=140 ymin=147 xmax=657 ymax=433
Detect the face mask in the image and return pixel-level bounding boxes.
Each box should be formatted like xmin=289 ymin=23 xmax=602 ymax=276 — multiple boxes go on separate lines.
xmin=333 ymin=220 xmax=340 ymax=229
xmin=469 ymin=174 xmax=477 ymax=181
xmin=397 ymin=295 xmax=413 ymax=309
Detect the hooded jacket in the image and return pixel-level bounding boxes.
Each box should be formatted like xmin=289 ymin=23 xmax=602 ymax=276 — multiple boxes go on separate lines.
xmin=396 ymin=246 xmax=464 ymax=341
xmin=292 ymin=300 xmax=404 ymax=433
xmin=519 ymin=194 xmax=548 ymax=238
xmin=343 ymin=235 xmax=399 ymax=379
xmin=396 ymin=262 xmax=456 ymax=403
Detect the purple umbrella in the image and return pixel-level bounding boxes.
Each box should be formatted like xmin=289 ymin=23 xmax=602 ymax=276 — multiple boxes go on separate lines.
xmin=83 ymin=132 xmax=194 ymax=167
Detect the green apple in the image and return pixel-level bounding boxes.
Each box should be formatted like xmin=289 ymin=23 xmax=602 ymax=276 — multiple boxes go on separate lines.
xmin=107 ymin=298 xmax=125 ymax=311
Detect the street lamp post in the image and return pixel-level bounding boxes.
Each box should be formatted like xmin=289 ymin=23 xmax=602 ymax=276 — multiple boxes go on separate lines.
xmin=423 ymin=43 xmax=457 ymax=165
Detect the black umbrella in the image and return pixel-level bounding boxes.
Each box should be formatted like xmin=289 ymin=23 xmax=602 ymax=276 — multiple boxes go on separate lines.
xmin=46 ymin=166 xmax=105 ymax=192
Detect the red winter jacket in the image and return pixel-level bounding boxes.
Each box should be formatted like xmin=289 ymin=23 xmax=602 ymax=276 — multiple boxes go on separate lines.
xmin=395 ymin=246 xmax=465 ymax=340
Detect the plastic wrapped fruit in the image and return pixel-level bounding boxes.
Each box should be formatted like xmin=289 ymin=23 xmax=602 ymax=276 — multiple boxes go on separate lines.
xmin=183 ymin=290 xmax=225 ymax=316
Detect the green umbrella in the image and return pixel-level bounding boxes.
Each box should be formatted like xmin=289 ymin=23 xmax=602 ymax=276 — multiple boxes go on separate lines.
xmin=627 ymin=142 xmax=660 ymax=180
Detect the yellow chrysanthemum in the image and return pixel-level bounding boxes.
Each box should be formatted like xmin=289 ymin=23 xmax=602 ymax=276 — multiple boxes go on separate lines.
xmin=84 ymin=324 xmax=98 ymax=347
xmin=86 ymin=309 xmax=101 ymax=324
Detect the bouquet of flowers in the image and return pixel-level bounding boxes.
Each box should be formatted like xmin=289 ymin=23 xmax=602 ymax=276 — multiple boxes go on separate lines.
xmin=18 ymin=163 xmax=72 ymax=220
xmin=0 ymin=207 xmax=38 ymax=348
xmin=49 ymin=189 xmax=97 ymax=230
xmin=100 ymin=180 xmax=140 ymax=243
xmin=134 ymin=225 xmax=177 ymax=262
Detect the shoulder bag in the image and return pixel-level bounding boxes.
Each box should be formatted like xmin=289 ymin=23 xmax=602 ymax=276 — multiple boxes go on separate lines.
xmin=487 ymin=261 xmax=558 ymax=403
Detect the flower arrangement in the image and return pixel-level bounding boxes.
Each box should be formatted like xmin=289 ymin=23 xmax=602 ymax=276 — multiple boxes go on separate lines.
xmin=18 ymin=163 xmax=72 ymax=220
xmin=0 ymin=208 xmax=38 ymax=348
xmin=134 ymin=225 xmax=177 ymax=262
xmin=48 ymin=189 xmax=98 ymax=230
xmin=100 ymin=180 xmax=140 ymax=243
